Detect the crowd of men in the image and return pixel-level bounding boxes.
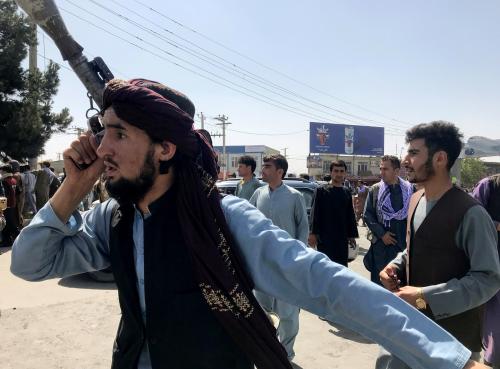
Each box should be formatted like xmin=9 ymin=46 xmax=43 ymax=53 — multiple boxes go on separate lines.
xmin=5 ymin=77 xmax=500 ymax=369
xmin=0 ymin=158 xmax=60 ymax=248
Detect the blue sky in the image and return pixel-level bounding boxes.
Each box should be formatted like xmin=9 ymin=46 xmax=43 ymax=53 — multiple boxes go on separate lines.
xmin=31 ymin=0 xmax=500 ymax=173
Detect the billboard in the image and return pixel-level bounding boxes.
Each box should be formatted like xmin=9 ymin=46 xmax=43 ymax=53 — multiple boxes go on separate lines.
xmin=307 ymin=155 xmax=322 ymax=168
xmin=310 ymin=122 xmax=384 ymax=155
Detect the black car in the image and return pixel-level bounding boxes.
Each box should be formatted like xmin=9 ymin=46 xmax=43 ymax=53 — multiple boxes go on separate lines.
xmin=216 ymin=177 xmax=319 ymax=223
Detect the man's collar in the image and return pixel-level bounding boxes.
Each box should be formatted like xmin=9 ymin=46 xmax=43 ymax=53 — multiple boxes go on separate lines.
xmin=137 ymin=184 xmax=177 ymax=217
xmin=268 ymin=181 xmax=284 ymax=192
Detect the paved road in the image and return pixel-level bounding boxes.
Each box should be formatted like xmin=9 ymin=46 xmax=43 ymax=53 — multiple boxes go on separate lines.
xmin=0 ymin=225 xmax=380 ymax=369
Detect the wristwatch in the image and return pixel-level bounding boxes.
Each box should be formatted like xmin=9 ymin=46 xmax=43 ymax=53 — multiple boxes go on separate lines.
xmin=415 ymin=288 xmax=427 ymax=310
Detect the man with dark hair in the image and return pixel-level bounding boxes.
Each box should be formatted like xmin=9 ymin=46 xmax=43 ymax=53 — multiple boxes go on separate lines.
xmin=0 ymin=164 xmax=20 ymax=247
xmin=363 ymin=155 xmax=413 ymax=285
xmin=262 ymin=154 xmax=288 ymax=178
xmin=380 ymin=121 xmax=500 ymax=369
xmin=249 ymin=154 xmax=308 ymax=361
xmin=10 ymin=85 xmax=494 ymax=369
xmin=472 ymin=174 xmax=500 ymax=369
xmin=235 ymin=155 xmax=261 ymax=200
xmin=10 ymin=160 xmax=24 ymax=227
xmin=34 ymin=161 xmax=52 ymax=210
xmin=309 ymin=160 xmax=358 ymax=266
xmin=21 ymin=164 xmax=37 ymax=215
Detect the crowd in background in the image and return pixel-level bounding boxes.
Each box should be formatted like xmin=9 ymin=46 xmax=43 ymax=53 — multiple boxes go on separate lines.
xmin=0 ymin=156 xmax=61 ymax=248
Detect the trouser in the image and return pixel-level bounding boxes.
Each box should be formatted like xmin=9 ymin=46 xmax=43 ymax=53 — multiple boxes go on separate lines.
xmin=375 ymin=346 xmax=481 ymax=369
xmin=16 ymin=195 xmax=24 ymax=226
xmin=1 ymin=207 xmax=20 ymax=246
xmin=254 ymin=290 xmax=299 ymax=359
xmin=24 ymin=191 xmax=37 ymax=214
xmin=366 ymin=241 xmax=403 ymax=285
xmin=35 ymin=191 xmax=48 ymax=212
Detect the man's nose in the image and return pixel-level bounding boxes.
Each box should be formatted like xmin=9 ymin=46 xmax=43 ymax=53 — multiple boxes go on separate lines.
xmin=96 ymin=133 xmax=111 ymax=158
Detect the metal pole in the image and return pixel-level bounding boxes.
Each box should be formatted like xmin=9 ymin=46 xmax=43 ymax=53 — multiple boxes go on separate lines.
xmin=214 ymin=115 xmax=231 ymax=180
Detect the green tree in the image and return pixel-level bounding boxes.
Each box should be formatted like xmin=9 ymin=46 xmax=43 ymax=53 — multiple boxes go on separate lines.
xmin=0 ymin=0 xmax=72 ymax=160
xmin=460 ymin=157 xmax=487 ymax=188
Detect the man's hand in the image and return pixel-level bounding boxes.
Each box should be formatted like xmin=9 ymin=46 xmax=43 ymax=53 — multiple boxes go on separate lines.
xmin=49 ymin=133 xmax=105 ymax=223
xmin=63 ymin=133 xmax=103 ymax=181
xmin=379 ymin=264 xmax=401 ymax=292
xmin=308 ymin=233 xmax=318 ymax=248
xmin=395 ymin=286 xmax=421 ymax=308
xmin=381 ymin=231 xmax=397 ymax=246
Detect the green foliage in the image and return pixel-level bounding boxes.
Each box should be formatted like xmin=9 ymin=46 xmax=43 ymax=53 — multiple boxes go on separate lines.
xmin=0 ymin=0 xmax=72 ymax=160
xmin=460 ymin=157 xmax=487 ymax=188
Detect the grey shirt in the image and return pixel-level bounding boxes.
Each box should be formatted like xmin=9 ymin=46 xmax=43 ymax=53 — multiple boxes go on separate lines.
xmin=234 ymin=176 xmax=261 ymax=201
xmin=391 ymin=196 xmax=500 ymax=320
xmin=249 ymin=183 xmax=309 ymax=244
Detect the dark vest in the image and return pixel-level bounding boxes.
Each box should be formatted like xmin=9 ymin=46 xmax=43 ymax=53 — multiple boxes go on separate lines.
xmin=406 ymin=186 xmax=483 ymax=351
xmin=108 ymin=190 xmax=253 ymax=369
xmin=485 ymin=175 xmax=500 ymax=254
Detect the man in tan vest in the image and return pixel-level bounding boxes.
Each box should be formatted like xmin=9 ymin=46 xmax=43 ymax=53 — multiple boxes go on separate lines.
xmin=379 ymin=121 xmax=500 ymax=369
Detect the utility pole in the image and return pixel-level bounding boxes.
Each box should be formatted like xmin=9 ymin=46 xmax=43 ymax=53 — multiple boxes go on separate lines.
xmin=214 ymin=114 xmax=231 ymax=180
xmin=28 ymin=22 xmax=38 ymax=169
xmin=28 ymin=22 xmax=37 ymax=77
xmin=197 ymin=112 xmax=206 ymax=129
xmin=281 ymin=147 xmax=288 ymax=159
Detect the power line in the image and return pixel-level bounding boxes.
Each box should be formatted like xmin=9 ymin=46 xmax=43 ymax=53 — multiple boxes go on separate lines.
xmin=36 ymin=29 xmax=129 ymax=79
xmin=37 ymin=53 xmax=72 ymax=71
xmin=84 ymin=0 xmax=411 ymax=133
xmin=59 ymin=4 xmax=406 ymax=133
xmin=132 ymin=0 xmax=414 ymax=128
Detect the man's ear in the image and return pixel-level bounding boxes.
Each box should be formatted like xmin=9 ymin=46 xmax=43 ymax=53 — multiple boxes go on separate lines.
xmin=158 ymin=141 xmax=177 ymax=161
xmin=434 ymin=150 xmax=448 ymax=170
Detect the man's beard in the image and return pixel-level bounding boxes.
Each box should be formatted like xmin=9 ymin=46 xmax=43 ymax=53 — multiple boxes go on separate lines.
xmin=408 ymin=155 xmax=435 ymax=183
xmin=105 ymin=147 xmax=156 ymax=204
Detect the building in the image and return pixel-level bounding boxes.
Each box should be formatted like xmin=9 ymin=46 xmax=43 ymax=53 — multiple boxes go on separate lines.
xmin=213 ymin=145 xmax=280 ymax=179
xmin=479 ymin=156 xmax=500 ymax=176
xmin=307 ymin=154 xmax=382 ymax=183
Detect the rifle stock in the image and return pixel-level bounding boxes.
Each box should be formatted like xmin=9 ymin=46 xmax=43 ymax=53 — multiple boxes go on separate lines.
xmin=16 ymin=0 xmax=113 ymax=109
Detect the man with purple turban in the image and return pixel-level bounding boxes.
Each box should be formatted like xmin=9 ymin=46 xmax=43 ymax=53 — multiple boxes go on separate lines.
xmin=11 ymin=79 xmax=493 ymax=369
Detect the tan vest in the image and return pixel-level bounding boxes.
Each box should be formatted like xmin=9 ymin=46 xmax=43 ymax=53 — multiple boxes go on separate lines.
xmin=405 ymin=186 xmax=483 ymax=351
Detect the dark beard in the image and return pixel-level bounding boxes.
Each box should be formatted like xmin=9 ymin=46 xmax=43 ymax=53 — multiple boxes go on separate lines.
xmin=105 ymin=147 xmax=156 ymax=204
xmin=409 ymin=155 xmax=435 ymax=183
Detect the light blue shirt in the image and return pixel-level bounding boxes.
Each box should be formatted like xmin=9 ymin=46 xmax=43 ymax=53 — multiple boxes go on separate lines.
xmin=11 ymin=196 xmax=473 ymax=369
xmin=249 ymin=182 xmax=309 ymax=244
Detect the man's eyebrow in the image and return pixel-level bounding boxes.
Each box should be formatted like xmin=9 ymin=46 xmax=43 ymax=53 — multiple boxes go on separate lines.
xmin=408 ymin=148 xmax=419 ymax=154
xmin=105 ymin=123 xmax=127 ymax=130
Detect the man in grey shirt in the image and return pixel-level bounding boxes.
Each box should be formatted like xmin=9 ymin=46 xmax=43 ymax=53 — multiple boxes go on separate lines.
xmin=249 ymin=154 xmax=308 ymax=361
xmin=234 ymin=155 xmax=261 ymax=200
xmin=380 ymin=121 xmax=500 ymax=369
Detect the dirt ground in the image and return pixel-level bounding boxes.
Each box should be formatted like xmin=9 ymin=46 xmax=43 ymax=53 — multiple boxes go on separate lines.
xmin=0 ymin=227 xmax=378 ymax=369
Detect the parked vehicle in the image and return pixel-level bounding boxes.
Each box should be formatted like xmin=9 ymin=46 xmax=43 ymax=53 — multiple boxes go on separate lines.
xmin=218 ymin=178 xmax=358 ymax=262
xmin=216 ymin=177 xmax=319 ymax=223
